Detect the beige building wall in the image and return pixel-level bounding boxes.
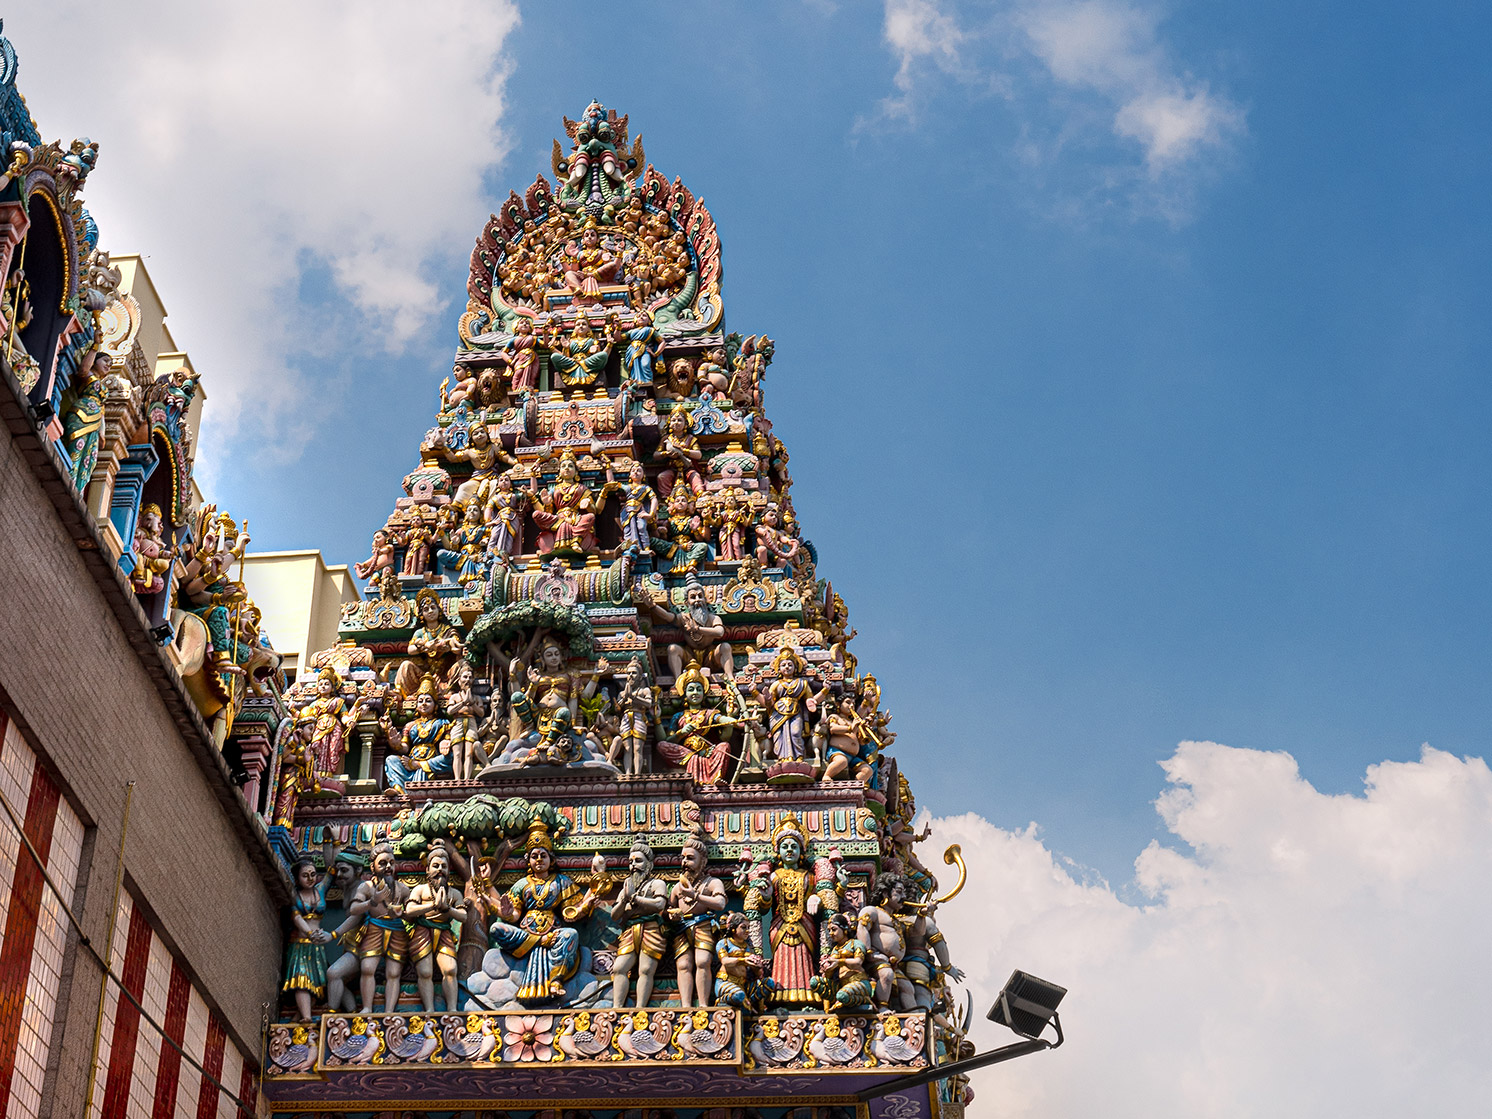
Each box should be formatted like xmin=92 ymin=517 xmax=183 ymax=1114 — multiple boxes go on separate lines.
xmin=241 ymin=551 xmax=361 ymax=682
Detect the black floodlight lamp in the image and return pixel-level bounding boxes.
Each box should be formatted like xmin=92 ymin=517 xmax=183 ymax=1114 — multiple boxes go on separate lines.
xmin=858 ymin=969 xmax=1067 ymax=1103
xmin=988 ymin=969 xmax=1066 ymax=1045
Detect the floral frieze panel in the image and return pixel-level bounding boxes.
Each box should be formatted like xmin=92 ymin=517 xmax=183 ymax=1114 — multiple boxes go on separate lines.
xmin=743 ymin=1012 xmax=929 ymax=1073
xmin=263 ymin=1008 xmax=742 ymax=1077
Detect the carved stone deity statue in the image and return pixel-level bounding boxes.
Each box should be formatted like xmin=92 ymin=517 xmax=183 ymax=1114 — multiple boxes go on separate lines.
xmin=502 ymin=315 xmax=541 ymax=394
xmin=598 ymin=836 xmax=669 ymax=1008
xmin=713 ymin=911 xmax=775 ymax=1013
xmin=346 ymin=842 xmax=412 ymax=1014
xmin=753 ymin=647 xmax=817 ymax=763
xmin=546 ymin=313 xmax=612 ymax=388
xmin=401 ymin=845 xmax=469 ymax=1012
xmin=380 ymin=676 xmax=454 ymax=794
xmin=485 ymin=820 xmax=599 ymax=1003
xmin=810 ymin=913 xmax=875 ymax=1012
xmin=599 ymin=461 xmax=659 ymax=558
xmin=282 ymin=857 xmax=333 ymax=1022
xmin=636 ymin=569 xmax=733 ymax=681
xmin=742 ymin=813 xmax=844 ymax=1007
xmin=531 ymin=451 xmax=597 ymax=556
xmin=653 ymin=410 xmax=705 ymax=497
xmin=668 ymin=832 xmax=727 ymax=1007
xmin=433 ymin=422 xmax=517 ymax=510
xmin=856 ymin=873 xmax=913 ymax=1010
xmin=608 ymin=656 xmax=655 ymax=777
xmin=656 ymin=661 xmax=738 ymax=786
xmin=130 ymin=502 xmax=174 ymax=595
xmin=394 ymin=588 xmax=464 ymax=698
xmin=616 ymin=309 xmax=664 ymax=394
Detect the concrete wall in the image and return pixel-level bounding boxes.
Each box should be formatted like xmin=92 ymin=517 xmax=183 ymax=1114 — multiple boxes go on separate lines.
xmin=242 ymin=551 xmax=361 ymax=682
xmin=0 ymin=413 xmax=281 ymax=1118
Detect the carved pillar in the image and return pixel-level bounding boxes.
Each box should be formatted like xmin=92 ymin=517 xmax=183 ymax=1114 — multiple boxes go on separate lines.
xmin=108 ymin=442 xmax=159 ymax=579
xmin=236 ymin=731 xmax=273 ymax=817
xmin=87 ymin=388 xmax=145 ymax=551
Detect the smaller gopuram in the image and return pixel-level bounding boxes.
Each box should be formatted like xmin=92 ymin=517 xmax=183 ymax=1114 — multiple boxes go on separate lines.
xmin=260 ymin=102 xmax=976 ymax=1119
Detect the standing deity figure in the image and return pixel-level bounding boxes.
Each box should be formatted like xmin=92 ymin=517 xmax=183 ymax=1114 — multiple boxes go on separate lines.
xmin=713 ymin=911 xmax=776 ymax=1013
xmin=660 ymin=488 xmax=711 ymax=568
xmin=380 ymin=676 xmax=455 ymax=793
xmin=434 ymin=423 xmax=517 ymax=510
xmin=616 ymin=310 xmax=664 ymax=394
xmin=401 ymin=520 xmax=434 ymax=578
xmin=2 ymin=267 xmax=39 ymax=391
xmin=444 ymin=661 xmax=488 ymax=781
xmin=709 ymin=488 xmax=752 ymax=562
xmin=502 ymin=316 xmax=541 ymax=394
xmin=294 ymin=666 xmax=367 ymax=781
xmin=653 ymin=410 xmax=705 ymax=497
xmin=599 ymin=461 xmax=659 ymax=558
xmin=547 ymin=314 xmax=612 ymax=388
xmin=902 ymin=896 xmax=966 ymax=1011
xmin=753 ymin=503 xmax=801 ymax=570
xmin=636 ymin=570 xmax=734 ymax=680
xmin=354 ymin=528 xmax=396 ymax=580
xmin=856 ymin=873 xmax=914 ymax=1009
xmin=394 ymin=588 xmax=464 ymax=698
xmin=753 ymin=648 xmax=817 ymax=763
xmin=282 ymin=857 xmax=334 ymax=1022
xmin=129 ymin=502 xmax=174 ymax=595
xmin=402 ymin=845 xmax=469 ymax=1012
xmin=271 ymin=720 xmax=316 ymax=827
xmin=530 ymin=451 xmax=597 ymax=555
xmin=668 ymin=832 xmax=727 ymax=1007
xmin=486 ymin=819 xmax=599 ymax=1003
xmin=811 ymin=914 xmax=875 ymax=1012
xmin=742 ymin=813 xmax=844 ymax=1007
xmin=597 ymin=836 xmax=669 ymax=1008
xmin=608 ymin=656 xmax=655 ymax=776
xmin=347 ymin=843 xmax=412 ymax=1014
xmin=656 ymin=661 xmax=738 ymax=786
xmin=483 ymin=473 xmax=530 ymax=558
xmin=61 ymin=349 xmax=110 ymax=490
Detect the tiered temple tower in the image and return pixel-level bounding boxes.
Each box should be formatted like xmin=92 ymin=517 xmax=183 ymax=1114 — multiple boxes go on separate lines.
xmin=257 ymin=103 xmax=974 ymax=1119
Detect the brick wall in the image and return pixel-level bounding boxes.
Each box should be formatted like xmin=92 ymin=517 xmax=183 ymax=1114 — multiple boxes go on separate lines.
xmin=0 ymin=415 xmax=281 ymax=1118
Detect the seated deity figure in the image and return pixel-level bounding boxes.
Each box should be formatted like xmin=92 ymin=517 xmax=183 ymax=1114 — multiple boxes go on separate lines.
xmin=485 ymin=819 xmax=600 ymax=1003
xmin=596 ymin=836 xmax=669 ymax=1008
xmin=531 ymin=451 xmax=597 ymax=556
xmin=438 ymin=502 xmax=490 ymax=585
xmin=635 ymin=570 xmax=734 ymax=681
xmin=821 ymin=695 xmax=880 ymax=784
xmin=394 ymin=588 xmax=464 ymax=698
xmin=599 ymin=461 xmax=659 ymax=559
xmin=655 ymin=661 xmax=738 ymax=786
xmin=130 ymin=502 xmax=174 ymax=595
xmin=560 ymin=224 xmax=620 ymax=303
xmin=546 ymin=314 xmax=612 ymax=389
xmin=667 ymin=832 xmax=728 ymax=1008
xmin=856 ymin=873 xmax=914 ymax=1010
xmin=354 ymin=528 xmax=396 ymax=580
xmin=713 ymin=911 xmax=776 ymax=1013
xmin=502 ymin=636 xmax=608 ymax=766
xmin=401 ymin=845 xmax=469 ymax=1013
xmin=811 ymin=913 xmax=875 ymax=1012
xmin=380 ymin=676 xmax=455 ymax=794
xmin=753 ymin=503 xmax=801 ymax=570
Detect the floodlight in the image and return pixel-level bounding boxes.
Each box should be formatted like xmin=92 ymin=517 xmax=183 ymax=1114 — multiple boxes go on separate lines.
xmin=987 ymin=969 xmax=1066 ymax=1044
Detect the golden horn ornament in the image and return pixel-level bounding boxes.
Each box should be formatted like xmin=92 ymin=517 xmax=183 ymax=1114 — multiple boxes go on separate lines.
xmin=904 ymin=844 xmax=967 ymax=911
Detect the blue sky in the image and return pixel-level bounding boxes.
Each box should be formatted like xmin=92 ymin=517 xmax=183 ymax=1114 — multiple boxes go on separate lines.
xmin=17 ymin=0 xmax=1492 ymax=884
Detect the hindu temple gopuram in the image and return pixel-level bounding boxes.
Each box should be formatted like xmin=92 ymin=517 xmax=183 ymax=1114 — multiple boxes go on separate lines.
xmin=0 ymin=23 xmax=984 ymax=1119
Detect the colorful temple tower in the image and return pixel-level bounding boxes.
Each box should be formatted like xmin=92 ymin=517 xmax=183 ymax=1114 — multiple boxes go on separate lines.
xmin=258 ymin=103 xmax=976 ymax=1118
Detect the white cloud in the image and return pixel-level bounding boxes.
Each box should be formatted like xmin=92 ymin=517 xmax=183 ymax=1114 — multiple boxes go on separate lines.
xmin=927 ymin=742 xmax=1492 ymax=1118
xmin=874 ymin=0 xmax=1243 ymax=209
xmin=3 ymin=2 xmax=519 ymax=468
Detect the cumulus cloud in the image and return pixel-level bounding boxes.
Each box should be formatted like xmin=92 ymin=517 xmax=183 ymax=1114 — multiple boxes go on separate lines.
xmin=4 ymin=1 xmax=519 ymax=469
xmin=874 ymin=0 xmax=1243 ymax=213
xmin=927 ymin=742 xmax=1492 ymax=1118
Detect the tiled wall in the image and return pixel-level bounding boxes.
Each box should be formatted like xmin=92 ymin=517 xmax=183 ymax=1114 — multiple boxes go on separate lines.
xmin=0 ymin=713 xmax=84 ymax=1119
xmin=0 ymin=714 xmax=260 ymax=1119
